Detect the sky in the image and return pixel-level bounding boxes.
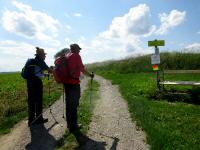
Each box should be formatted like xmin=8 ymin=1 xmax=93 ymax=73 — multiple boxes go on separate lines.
xmin=0 ymin=0 xmax=200 ymax=72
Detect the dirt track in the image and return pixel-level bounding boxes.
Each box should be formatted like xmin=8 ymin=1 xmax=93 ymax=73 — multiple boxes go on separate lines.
xmin=80 ymin=76 xmax=150 ymax=150
xmin=0 ymin=76 xmax=149 ymax=150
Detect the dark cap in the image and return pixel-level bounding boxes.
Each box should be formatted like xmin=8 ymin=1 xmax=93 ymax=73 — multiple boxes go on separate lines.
xmin=70 ymin=43 xmax=81 ymax=50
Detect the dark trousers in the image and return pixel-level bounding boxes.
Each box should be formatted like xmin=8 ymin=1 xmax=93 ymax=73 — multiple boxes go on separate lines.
xmin=64 ymin=84 xmax=80 ymax=131
xmin=27 ymin=78 xmax=43 ymax=123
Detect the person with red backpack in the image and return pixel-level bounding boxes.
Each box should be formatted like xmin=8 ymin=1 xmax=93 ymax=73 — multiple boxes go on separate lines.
xmin=54 ymin=43 xmax=94 ymax=132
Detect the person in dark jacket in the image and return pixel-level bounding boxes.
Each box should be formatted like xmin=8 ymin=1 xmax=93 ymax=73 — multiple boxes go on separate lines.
xmin=27 ymin=47 xmax=52 ymax=126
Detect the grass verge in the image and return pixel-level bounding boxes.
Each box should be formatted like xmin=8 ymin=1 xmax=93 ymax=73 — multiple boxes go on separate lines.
xmin=98 ymin=72 xmax=200 ymax=150
xmin=56 ymin=80 xmax=99 ymax=150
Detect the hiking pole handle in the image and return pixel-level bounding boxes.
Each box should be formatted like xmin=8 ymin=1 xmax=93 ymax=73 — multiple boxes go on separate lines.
xmin=90 ymin=72 xmax=94 ymax=87
xmin=90 ymin=72 xmax=94 ymax=79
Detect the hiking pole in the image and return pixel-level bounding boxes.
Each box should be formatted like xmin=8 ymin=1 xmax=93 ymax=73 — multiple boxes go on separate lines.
xmin=48 ymin=73 xmax=58 ymax=123
xmin=48 ymin=74 xmax=58 ymax=123
xmin=48 ymin=73 xmax=50 ymax=98
xmin=89 ymin=72 xmax=94 ymax=105
xmin=62 ymin=85 xmax=65 ymax=119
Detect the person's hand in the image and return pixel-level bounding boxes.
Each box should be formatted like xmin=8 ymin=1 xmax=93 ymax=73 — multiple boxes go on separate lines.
xmin=48 ymin=67 xmax=53 ymax=73
xmin=90 ymin=72 xmax=94 ymax=78
xmin=50 ymin=66 xmax=54 ymax=70
xmin=44 ymin=73 xmax=50 ymax=78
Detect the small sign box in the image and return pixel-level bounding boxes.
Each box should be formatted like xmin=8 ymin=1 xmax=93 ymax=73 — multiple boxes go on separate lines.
xmin=151 ymin=54 xmax=160 ymax=64
xmin=153 ymin=64 xmax=159 ymax=71
xmin=148 ymin=40 xmax=165 ymax=47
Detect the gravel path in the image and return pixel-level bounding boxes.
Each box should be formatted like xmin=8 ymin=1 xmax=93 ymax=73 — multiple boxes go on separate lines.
xmin=0 ymin=76 xmax=150 ymax=150
xmin=80 ymin=76 xmax=150 ymax=150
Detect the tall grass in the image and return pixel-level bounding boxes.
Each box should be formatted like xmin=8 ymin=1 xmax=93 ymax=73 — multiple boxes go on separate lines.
xmin=160 ymin=52 xmax=200 ymax=70
xmin=89 ymin=52 xmax=200 ymax=73
xmin=0 ymin=73 xmax=62 ymax=135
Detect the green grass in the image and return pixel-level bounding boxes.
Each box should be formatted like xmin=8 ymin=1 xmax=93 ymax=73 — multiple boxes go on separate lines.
xmin=86 ymin=52 xmax=200 ymax=149
xmin=0 ymin=73 xmax=62 ymax=135
xmin=56 ymin=80 xmax=100 ymax=150
xmin=96 ymin=71 xmax=200 ymax=149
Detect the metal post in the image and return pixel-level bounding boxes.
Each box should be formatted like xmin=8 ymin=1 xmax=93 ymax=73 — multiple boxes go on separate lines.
xmin=155 ymin=46 xmax=159 ymax=55
xmin=157 ymin=70 xmax=161 ymax=90
xmin=155 ymin=46 xmax=161 ymax=90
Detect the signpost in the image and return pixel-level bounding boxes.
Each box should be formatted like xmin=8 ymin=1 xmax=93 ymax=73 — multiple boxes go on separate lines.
xmin=148 ymin=39 xmax=165 ymax=90
xmin=148 ymin=40 xmax=165 ymax=47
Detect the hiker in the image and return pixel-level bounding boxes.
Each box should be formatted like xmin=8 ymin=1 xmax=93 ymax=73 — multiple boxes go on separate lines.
xmin=25 ymin=47 xmax=52 ymax=126
xmin=63 ymin=43 xmax=94 ymax=132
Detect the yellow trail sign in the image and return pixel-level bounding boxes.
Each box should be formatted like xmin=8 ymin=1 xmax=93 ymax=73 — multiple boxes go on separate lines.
xmin=148 ymin=40 xmax=165 ymax=47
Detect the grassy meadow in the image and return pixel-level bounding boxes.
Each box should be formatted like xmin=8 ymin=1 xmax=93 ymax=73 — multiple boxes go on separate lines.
xmin=0 ymin=73 xmax=62 ymax=135
xmin=88 ymin=52 xmax=200 ymax=149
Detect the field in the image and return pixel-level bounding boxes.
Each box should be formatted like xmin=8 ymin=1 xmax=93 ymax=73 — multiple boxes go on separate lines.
xmin=0 ymin=52 xmax=200 ymax=149
xmin=88 ymin=52 xmax=200 ymax=149
xmin=0 ymin=73 xmax=62 ymax=135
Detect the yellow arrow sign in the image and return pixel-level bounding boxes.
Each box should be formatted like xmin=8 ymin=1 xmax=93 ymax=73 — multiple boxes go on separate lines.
xmin=148 ymin=40 xmax=165 ymax=47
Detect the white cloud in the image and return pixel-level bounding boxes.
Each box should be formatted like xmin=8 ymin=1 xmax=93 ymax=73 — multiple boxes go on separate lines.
xmin=2 ymin=10 xmax=36 ymax=38
xmin=0 ymin=40 xmax=35 ymax=57
xmin=65 ymin=25 xmax=72 ymax=30
xmin=184 ymin=43 xmax=200 ymax=53
xmin=73 ymin=13 xmax=82 ymax=17
xmin=156 ymin=10 xmax=186 ymax=35
xmin=0 ymin=40 xmax=35 ymax=72
xmin=100 ymin=4 xmax=154 ymax=38
xmin=0 ymin=40 xmax=58 ymax=72
xmin=1 ymin=2 xmax=189 ymax=71
xmin=2 ymin=1 xmax=61 ymax=46
xmin=79 ymin=4 xmax=154 ymax=63
xmin=1 ymin=3 xmax=156 ymax=71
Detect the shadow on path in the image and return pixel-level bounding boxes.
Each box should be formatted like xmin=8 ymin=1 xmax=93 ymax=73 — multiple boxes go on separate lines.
xmin=72 ymin=130 xmax=107 ymax=150
xmin=25 ymin=124 xmax=57 ymax=150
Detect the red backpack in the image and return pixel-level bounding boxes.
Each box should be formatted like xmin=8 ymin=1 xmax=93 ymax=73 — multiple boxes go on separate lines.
xmin=53 ymin=56 xmax=70 ymax=84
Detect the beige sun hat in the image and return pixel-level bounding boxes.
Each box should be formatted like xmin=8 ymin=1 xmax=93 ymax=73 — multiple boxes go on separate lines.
xmin=35 ymin=47 xmax=47 ymax=55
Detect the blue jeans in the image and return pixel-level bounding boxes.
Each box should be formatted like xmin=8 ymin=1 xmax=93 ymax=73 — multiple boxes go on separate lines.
xmin=64 ymin=84 xmax=80 ymax=131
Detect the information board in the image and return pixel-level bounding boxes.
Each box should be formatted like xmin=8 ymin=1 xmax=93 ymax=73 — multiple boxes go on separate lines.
xmin=151 ymin=54 xmax=160 ymax=64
